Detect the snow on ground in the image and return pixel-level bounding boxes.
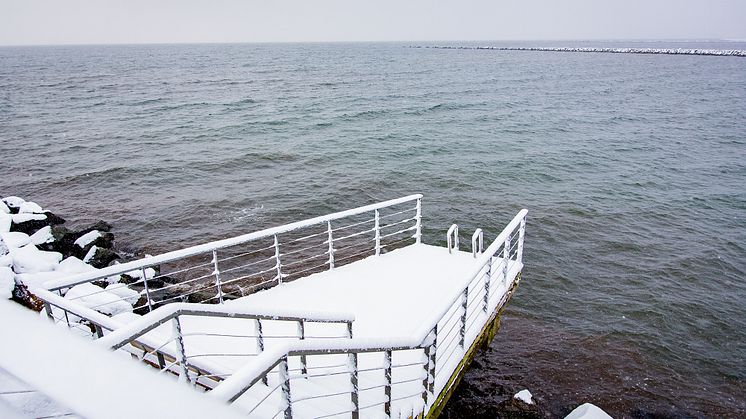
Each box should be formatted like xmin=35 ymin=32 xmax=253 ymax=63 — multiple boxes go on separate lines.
xmin=0 ymin=267 xmax=14 ymax=299
xmin=234 ymin=244 xmax=475 ymax=339
xmin=64 ymin=283 xmax=133 ymax=316
xmin=74 ymin=230 xmax=101 ymax=248
xmin=0 ymin=213 xmax=10 ymax=232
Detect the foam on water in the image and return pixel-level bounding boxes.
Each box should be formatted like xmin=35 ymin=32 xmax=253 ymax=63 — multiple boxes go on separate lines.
xmin=1 ymin=41 xmax=745 ymax=416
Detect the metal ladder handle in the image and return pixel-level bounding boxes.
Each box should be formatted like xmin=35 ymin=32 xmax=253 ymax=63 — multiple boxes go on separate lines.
xmin=447 ymin=224 xmax=459 ymax=254
xmin=471 ymin=228 xmax=483 ymax=258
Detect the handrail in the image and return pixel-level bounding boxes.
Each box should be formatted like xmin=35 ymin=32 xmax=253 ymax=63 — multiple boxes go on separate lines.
xmin=411 ymin=209 xmax=527 ymax=345
xmin=33 ymin=287 xmax=123 ymax=332
xmin=43 ymin=194 xmax=423 ymax=291
xmin=210 ymin=208 xmax=529 ymax=405
xmin=97 ymin=303 xmax=356 ymax=350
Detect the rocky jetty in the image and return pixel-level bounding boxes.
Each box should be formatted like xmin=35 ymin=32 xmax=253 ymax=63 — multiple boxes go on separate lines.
xmin=0 ymin=196 xmax=143 ymax=322
xmin=412 ymin=45 xmax=746 ymax=57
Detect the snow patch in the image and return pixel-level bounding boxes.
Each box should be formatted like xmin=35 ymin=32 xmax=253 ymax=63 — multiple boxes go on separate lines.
xmin=0 ymin=254 xmax=12 ymax=268
xmin=74 ymin=230 xmax=101 ymax=248
xmin=9 ymin=245 xmax=62 ymax=274
xmin=29 ymin=226 xmax=54 ymax=245
xmin=0 ymin=213 xmax=10 ymax=232
xmin=19 ymin=201 xmax=44 ymax=214
xmin=514 ymin=389 xmax=534 ymax=405
xmin=125 ymin=266 xmax=156 ymax=280
xmin=105 ymin=283 xmax=140 ymax=305
xmin=57 ymin=256 xmax=97 ymax=275
xmin=64 ymin=283 xmax=133 ymax=316
xmin=564 ymin=403 xmax=613 ymax=419
xmin=0 ymin=266 xmax=15 ymax=299
xmin=2 ymin=196 xmax=25 ymax=209
xmin=1 ymin=232 xmax=31 ymax=249
xmin=0 ymin=200 xmax=9 ymax=214
xmin=83 ymin=246 xmax=98 ymax=263
xmin=11 ymin=213 xmax=46 ymax=224
xmin=16 ymin=271 xmax=61 ymax=289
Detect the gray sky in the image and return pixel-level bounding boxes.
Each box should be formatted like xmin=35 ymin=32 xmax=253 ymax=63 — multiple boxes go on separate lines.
xmin=1 ymin=0 xmax=745 ymax=46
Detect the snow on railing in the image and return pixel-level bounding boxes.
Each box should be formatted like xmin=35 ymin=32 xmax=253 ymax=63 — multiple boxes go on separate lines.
xmin=76 ymin=303 xmax=356 ymax=389
xmin=205 ymin=209 xmax=528 ymax=418
xmin=36 ymin=195 xmax=422 ymax=333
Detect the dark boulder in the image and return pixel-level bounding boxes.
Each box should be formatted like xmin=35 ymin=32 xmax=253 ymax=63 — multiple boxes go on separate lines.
xmin=85 ymin=247 xmax=120 ymax=269
xmin=10 ymin=211 xmax=66 ymax=235
xmin=73 ymin=231 xmax=115 ymax=259
xmin=12 ymin=282 xmax=44 ymax=311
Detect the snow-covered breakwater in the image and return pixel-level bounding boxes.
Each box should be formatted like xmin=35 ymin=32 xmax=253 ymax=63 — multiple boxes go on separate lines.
xmin=0 ymin=195 xmax=147 ymax=322
xmin=415 ymin=45 xmax=746 ymax=57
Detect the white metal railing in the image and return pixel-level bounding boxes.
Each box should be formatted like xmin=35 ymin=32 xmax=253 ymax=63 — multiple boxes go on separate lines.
xmin=28 ymin=196 xmax=527 ymax=418
xmin=36 ymin=195 xmax=422 ymax=333
xmin=205 ymin=209 xmax=528 ymax=418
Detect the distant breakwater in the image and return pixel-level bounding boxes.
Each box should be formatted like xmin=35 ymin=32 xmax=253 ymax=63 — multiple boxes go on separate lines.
xmin=412 ymin=45 xmax=746 ymax=57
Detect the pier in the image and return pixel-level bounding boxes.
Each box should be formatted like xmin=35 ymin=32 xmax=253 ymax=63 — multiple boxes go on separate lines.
xmin=13 ymin=195 xmax=527 ymax=418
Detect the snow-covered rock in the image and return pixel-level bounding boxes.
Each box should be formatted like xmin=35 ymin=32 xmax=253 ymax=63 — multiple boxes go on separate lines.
xmin=74 ymin=230 xmax=101 ymax=248
xmin=0 ymin=266 xmax=15 ymax=299
xmin=64 ymin=283 xmax=132 ymax=316
xmin=564 ymin=403 xmax=613 ymax=419
xmin=105 ymin=283 xmax=141 ymax=305
xmin=11 ymin=213 xmax=47 ymax=224
xmin=0 ymin=200 xmax=9 ymax=214
xmin=0 ymin=254 xmax=12 ymax=267
xmin=1 ymin=231 xmax=31 ymax=249
xmin=15 ymin=271 xmax=61 ymax=289
xmin=2 ymin=196 xmax=25 ymax=210
xmin=83 ymin=245 xmax=98 ymax=263
xmin=29 ymin=226 xmax=54 ymax=245
xmin=19 ymin=201 xmax=44 ymax=214
xmin=514 ymin=389 xmax=534 ymax=405
xmin=57 ymin=256 xmax=97 ymax=275
xmin=10 ymin=245 xmax=62 ymax=274
xmin=126 ymin=266 xmax=156 ymax=281
xmin=0 ymin=213 xmax=10 ymax=232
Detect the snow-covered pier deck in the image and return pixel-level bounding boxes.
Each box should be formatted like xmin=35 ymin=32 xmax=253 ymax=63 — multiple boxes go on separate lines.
xmin=14 ymin=194 xmax=527 ymax=418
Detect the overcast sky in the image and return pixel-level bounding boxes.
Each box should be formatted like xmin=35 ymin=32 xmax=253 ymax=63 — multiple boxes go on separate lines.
xmin=1 ymin=0 xmax=745 ymax=46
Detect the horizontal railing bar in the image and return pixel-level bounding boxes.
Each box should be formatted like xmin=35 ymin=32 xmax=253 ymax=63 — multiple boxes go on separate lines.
xmin=330 ymin=217 xmax=375 ymax=233
xmin=291 ymin=388 xmax=351 ymax=403
xmin=377 ymin=205 xmax=417 ymax=220
xmin=378 ymin=225 xmax=417 ymax=240
xmin=217 ymin=255 xmax=276 ymax=274
xmin=246 ymin=383 xmax=283 ymax=416
xmin=378 ymin=216 xmax=416 ymax=231
xmin=216 ymin=244 xmax=276 ymax=263
xmin=44 ymin=194 xmax=423 ymax=291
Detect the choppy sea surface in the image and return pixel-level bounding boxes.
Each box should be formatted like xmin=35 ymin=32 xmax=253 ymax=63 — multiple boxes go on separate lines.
xmin=1 ymin=41 xmax=745 ymax=417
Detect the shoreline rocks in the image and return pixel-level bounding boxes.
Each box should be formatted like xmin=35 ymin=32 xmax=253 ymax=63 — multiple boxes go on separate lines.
xmin=1 ymin=195 xmax=131 ymax=319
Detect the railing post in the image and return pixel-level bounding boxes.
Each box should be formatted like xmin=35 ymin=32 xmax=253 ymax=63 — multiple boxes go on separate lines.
xmin=94 ymin=324 xmax=104 ymax=339
xmin=503 ymin=233 xmax=511 ymax=285
xmin=142 ymin=268 xmax=153 ymax=312
xmin=421 ymin=346 xmax=430 ymax=406
xmin=415 ymin=198 xmax=422 ymax=244
xmin=517 ymin=217 xmax=526 ymax=264
xmin=327 ymin=221 xmax=335 ymax=269
xmin=274 ymin=234 xmax=283 ymax=284
xmin=172 ymin=316 xmax=191 ymax=384
xmin=43 ymin=302 xmax=54 ymax=321
xmin=347 ymin=321 xmax=353 ymax=339
xmin=349 ymin=352 xmax=359 ymax=419
xmin=374 ymin=209 xmax=381 ymax=256
xmin=298 ymin=320 xmax=308 ymax=378
xmin=472 ymin=228 xmax=483 ymax=258
xmin=212 ymin=250 xmax=224 ymax=304
xmin=428 ymin=325 xmax=437 ymax=395
xmin=447 ymin=224 xmax=459 ymax=254
xmin=256 ymin=319 xmax=267 ymax=385
xmin=459 ymin=288 xmax=468 ymax=348
xmin=384 ymin=349 xmax=392 ymax=417
xmin=483 ymin=256 xmax=492 ymax=313
xmin=279 ymin=356 xmax=292 ymax=419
